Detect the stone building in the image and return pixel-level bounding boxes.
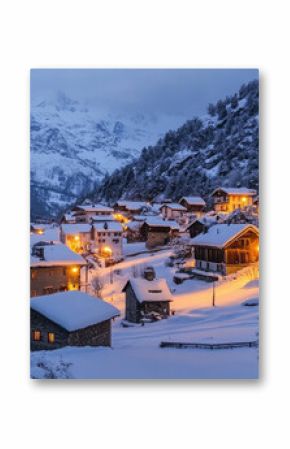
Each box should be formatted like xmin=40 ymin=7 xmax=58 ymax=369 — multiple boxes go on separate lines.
xmin=31 ymin=291 xmax=119 ymax=351
xmin=122 ymin=278 xmax=172 ymax=323
xmin=191 ymin=223 xmax=259 ymax=275
xmin=30 ymin=241 xmax=87 ymax=297
xmin=211 ymin=187 xmax=257 ymax=213
xmin=92 ymin=221 xmax=123 ymax=260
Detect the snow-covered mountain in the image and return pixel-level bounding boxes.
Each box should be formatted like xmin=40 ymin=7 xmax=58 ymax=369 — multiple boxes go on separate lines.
xmin=95 ymin=80 xmax=259 ymax=204
xmin=30 ymin=92 xmax=185 ymax=219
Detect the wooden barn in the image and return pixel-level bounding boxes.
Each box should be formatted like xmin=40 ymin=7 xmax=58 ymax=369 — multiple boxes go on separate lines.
xmin=31 ymin=291 xmax=119 ymax=351
xmin=122 ymin=278 xmax=172 ymax=323
xmin=191 ymin=223 xmax=259 ymax=275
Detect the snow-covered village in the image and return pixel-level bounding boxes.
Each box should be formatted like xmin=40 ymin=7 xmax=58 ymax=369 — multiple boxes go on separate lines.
xmin=30 ymin=70 xmax=259 ymax=379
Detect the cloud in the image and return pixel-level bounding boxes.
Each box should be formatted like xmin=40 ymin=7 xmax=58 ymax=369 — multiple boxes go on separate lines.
xmin=31 ymin=68 xmax=258 ymax=118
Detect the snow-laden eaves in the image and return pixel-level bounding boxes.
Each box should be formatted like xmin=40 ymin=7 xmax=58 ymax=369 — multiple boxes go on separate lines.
xmin=211 ymin=187 xmax=257 ymax=197
xmin=179 ymin=196 xmax=206 ymax=206
xmin=61 ymin=224 xmax=92 ymax=234
xmin=31 ymin=291 xmax=119 ymax=331
xmin=190 ymin=224 xmax=259 ymax=249
xmin=30 ymin=242 xmax=87 ymax=267
xmin=123 ymin=278 xmax=172 ymax=303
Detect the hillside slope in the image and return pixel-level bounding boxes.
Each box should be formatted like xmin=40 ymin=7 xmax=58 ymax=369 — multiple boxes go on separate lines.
xmin=95 ymin=80 xmax=259 ymax=205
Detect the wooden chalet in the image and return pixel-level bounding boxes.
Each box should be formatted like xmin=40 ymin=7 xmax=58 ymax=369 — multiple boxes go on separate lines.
xmin=160 ymin=202 xmax=187 ymax=220
xmin=122 ymin=278 xmax=172 ymax=323
xmin=211 ymin=187 xmax=257 ymax=213
xmin=191 ymin=223 xmax=259 ymax=275
xmin=140 ymin=217 xmax=179 ymax=248
xmin=179 ymin=196 xmax=206 ymax=217
xmin=72 ymin=204 xmax=114 ymax=223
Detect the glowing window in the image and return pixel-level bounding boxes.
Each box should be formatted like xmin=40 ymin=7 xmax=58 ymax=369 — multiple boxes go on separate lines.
xmin=47 ymin=332 xmax=55 ymax=344
xmin=32 ymin=330 xmax=41 ymax=341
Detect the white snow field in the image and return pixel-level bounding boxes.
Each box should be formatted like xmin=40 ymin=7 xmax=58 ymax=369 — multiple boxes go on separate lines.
xmin=31 ymin=243 xmax=259 ymax=379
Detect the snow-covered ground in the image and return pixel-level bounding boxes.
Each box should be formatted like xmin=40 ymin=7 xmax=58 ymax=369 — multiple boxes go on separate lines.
xmin=31 ymin=243 xmax=259 ymax=379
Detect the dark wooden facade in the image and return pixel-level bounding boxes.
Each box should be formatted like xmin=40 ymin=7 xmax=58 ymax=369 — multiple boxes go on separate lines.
xmin=187 ymin=220 xmax=207 ymax=238
xmin=140 ymin=222 xmax=172 ymax=248
xmin=124 ymin=283 xmax=171 ymax=323
xmin=31 ymin=309 xmax=112 ymax=351
xmin=179 ymin=198 xmax=205 ymax=214
xmin=194 ymin=229 xmax=259 ymax=275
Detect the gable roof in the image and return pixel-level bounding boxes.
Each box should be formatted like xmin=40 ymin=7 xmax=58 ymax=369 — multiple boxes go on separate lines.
xmin=93 ymin=221 xmax=123 ymax=232
xmin=211 ymin=187 xmax=257 ymax=197
xmin=61 ymin=224 xmax=92 ymax=235
xmin=123 ymin=278 xmax=172 ymax=303
xmin=30 ymin=241 xmax=87 ymax=267
xmin=115 ymin=200 xmax=148 ymax=210
xmin=179 ymin=196 xmax=206 ymax=206
xmin=161 ymin=202 xmax=187 ymax=211
xmin=74 ymin=204 xmax=114 ymax=213
xmin=144 ymin=217 xmax=179 ymax=230
xmin=31 ymin=291 xmax=119 ymax=331
xmin=191 ymin=224 xmax=259 ymax=249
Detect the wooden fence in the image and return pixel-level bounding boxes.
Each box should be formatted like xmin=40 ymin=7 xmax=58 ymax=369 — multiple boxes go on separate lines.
xmin=159 ymin=340 xmax=258 ymax=350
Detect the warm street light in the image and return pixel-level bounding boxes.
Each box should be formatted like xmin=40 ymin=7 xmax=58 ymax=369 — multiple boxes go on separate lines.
xmin=71 ymin=266 xmax=79 ymax=274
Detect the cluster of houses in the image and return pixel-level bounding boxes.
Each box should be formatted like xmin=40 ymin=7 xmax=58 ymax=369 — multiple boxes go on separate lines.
xmin=30 ymin=186 xmax=259 ymax=352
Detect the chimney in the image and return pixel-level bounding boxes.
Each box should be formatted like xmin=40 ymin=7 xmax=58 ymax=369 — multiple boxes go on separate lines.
xmin=144 ymin=267 xmax=155 ymax=281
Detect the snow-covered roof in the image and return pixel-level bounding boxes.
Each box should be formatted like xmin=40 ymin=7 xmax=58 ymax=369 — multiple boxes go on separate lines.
xmin=186 ymin=215 xmax=219 ymax=230
xmin=31 ymin=291 xmax=119 ymax=331
xmin=74 ymin=204 xmax=114 ymax=213
xmin=161 ymin=202 xmax=187 ymax=211
xmin=211 ymin=187 xmax=257 ymax=196
xmin=30 ymin=241 xmax=87 ymax=267
xmin=93 ymin=222 xmax=123 ymax=232
xmin=144 ymin=217 xmax=179 ymax=229
xmin=115 ymin=200 xmax=148 ymax=210
xmin=91 ymin=214 xmax=115 ymax=222
xmin=179 ymin=196 xmax=206 ymax=206
xmin=126 ymin=221 xmax=142 ymax=231
xmin=123 ymin=278 xmax=172 ymax=303
xmin=191 ymin=224 xmax=259 ymax=248
xmin=61 ymin=224 xmax=92 ymax=235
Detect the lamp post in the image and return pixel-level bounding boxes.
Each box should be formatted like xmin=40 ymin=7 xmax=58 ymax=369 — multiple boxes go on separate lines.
xmin=212 ymin=280 xmax=216 ymax=307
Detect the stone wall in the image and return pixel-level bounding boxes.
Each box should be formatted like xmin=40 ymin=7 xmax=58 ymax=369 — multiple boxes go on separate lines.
xmin=31 ymin=309 xmax=112 ymax=351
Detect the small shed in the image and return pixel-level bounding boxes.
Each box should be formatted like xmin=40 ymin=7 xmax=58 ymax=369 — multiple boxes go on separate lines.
xmin=122 ymin=278 xmax=172 ymax=323
xmin=31 ymin=291 xmax=119 ymax=351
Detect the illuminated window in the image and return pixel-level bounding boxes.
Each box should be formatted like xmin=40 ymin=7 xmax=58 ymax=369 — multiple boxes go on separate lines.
xmin=32 ymin=330 xmax=41 ymax=341
xmin=31 ymin=270 xmax=37 ymax=279
xmin=47 ymin=332 xmax=55 ymax=344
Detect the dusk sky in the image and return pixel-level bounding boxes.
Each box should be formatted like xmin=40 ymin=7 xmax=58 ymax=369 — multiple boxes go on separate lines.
xmin=31 ymin=68 xmax=258 ymax=117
